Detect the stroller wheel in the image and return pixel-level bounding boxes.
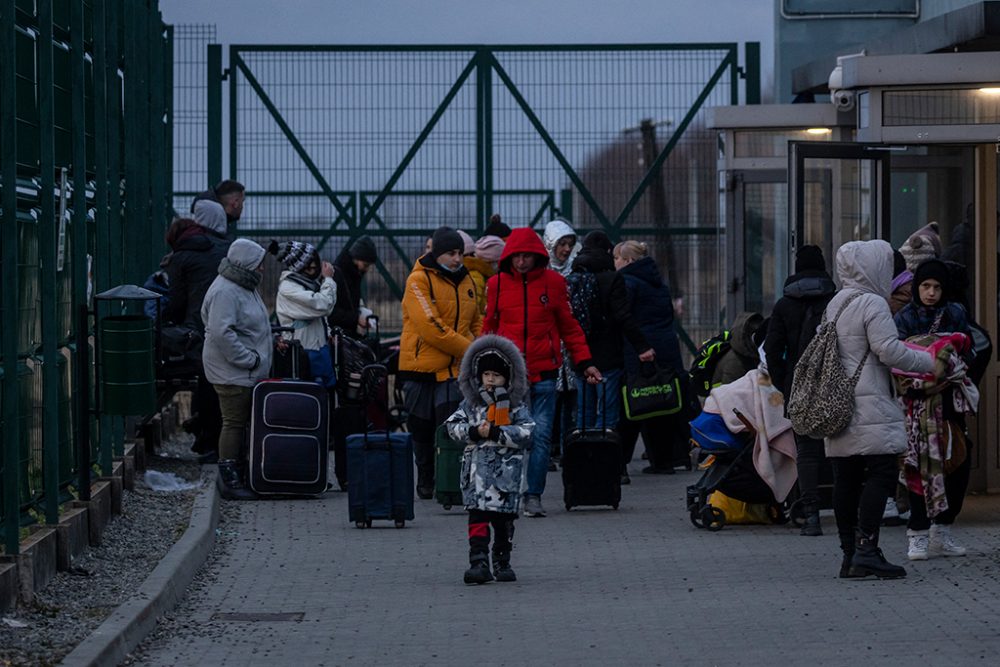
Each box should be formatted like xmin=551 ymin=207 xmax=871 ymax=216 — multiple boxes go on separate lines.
xmin=690 ymin=506 xmax=705 ymax=529
xmin=701 ymin=505 xmax=726 ymax=532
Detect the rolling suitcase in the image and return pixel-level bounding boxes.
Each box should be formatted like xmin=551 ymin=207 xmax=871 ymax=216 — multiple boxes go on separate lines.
xmin=434 ymin=423 xmax=463 ymax=510
xmin=561 ymin=381 xmax=622 ymax=511
xmin=248 ymin=330 xmax=329 ymax=496
xmin=248 ymin=379 xmax=330 ymax=496
xmin=346 ymin=364 xmax=415 ymax=528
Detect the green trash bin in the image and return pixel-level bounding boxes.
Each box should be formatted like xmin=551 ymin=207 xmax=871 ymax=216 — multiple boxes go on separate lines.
xmin=434 ymin=424 xmax=464 ymax=510
xmin=99 ymin=315 xmax=156 ymax=416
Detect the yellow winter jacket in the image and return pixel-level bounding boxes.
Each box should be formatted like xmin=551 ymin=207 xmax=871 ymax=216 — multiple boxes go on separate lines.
xmin=463 ymin=255 xmax=496 ymax=316
xmin=399 ymin=255 xmax=483 ymax=382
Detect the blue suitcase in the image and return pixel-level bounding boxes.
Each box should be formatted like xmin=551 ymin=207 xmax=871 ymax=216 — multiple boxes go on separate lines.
xmin=346 ymin=430 xmax=414 ymax=528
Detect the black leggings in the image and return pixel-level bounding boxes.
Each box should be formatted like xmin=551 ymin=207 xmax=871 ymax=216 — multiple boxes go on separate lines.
xmin=794 ymin=434 xmax=825 ymax=509
xmin=907 ymin=446 xmax=972 ymax=530
xmin=830 ymin=454 xmax=898 ymax=551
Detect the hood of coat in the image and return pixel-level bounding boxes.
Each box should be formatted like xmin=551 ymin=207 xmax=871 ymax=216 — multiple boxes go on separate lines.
xmin=498 ymin=228 xmax=550 ymax=273
xmin=459 ymin=334 xmax=528 ymax=407
xmin=571 ymin=245 xmax=614 ymax=273
xmin=836 ymin=239 xmax=893 ymax=299
xmin=193 ymin=199 xmax=228 ymax=237
xmin=782 ymin=270 xmax=836 ymax=299
xmin=543 ymin=219 xmax=581 ymax=276
xmin=618 ymin=255 xmax=664 ymax=287
xmin=227 ymin=238 xmax=267 ymax=270
xmin=729 ymin=311 xmax=764 ymax=357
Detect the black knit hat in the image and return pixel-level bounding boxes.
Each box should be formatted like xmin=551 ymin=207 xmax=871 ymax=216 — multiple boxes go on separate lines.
xmin=431 ymin=226 xmax=464 ymax=259
xmin=912 ymin=258 xmax=950 ymax=305
xmin=582 ymin=230 xmax=613 ymax=254
xmin=475 ymin=350 xmax=510 ymax=381
xmin=794 ymin=245 xmax=825 ymax=273
xmin=483 ymin=214 xmax=512 ymax=240
xmin=349 ymin=236 xmax=378 ymax=263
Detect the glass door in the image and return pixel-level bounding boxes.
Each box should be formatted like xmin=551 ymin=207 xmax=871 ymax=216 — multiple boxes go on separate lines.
xmin=789 ymin=142 xmax=893 ymax=272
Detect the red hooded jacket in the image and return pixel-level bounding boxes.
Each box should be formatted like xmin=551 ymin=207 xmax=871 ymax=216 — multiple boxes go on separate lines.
xmin=482 ymin=228 xmax=593 ymax=383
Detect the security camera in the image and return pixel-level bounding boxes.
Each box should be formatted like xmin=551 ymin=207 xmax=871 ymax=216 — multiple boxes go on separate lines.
xmin=831 ymin=89 xmax=855 ymax=112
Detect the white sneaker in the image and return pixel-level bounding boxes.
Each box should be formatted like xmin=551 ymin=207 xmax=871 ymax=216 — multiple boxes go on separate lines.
xmin=882 ymin=497 xmax=903 ymax=525
xmin=907 ymin=530 xmax=929 ymax=561
xmin=929 ymin=524 xmax=967 ymax=557
xmin=522 ymin=495 xmax=546 ymax=518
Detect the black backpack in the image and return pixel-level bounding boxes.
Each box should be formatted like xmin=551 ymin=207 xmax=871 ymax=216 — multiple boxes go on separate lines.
xmin=689 ymin=330 xmax=731 ymax=397
xmin=566 ymin=271 xmax=603 ymax=335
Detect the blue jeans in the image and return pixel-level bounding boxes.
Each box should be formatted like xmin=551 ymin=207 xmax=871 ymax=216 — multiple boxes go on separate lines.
xmin=526 ymin=379 xmax=557 ymax=497
xmin=575 ymin=369 xmax=622 ymax=431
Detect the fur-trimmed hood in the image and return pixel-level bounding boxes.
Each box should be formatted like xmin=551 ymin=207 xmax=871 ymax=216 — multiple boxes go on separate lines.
xmin=459 ymin=334 xmax=528 ymax=407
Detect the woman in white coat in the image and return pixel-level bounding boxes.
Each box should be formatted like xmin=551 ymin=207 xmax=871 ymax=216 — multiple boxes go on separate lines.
xmin=823 ymin=240 xmax=947 ymax=580
xmin=274 ymin=241 xmax=337 ymax=379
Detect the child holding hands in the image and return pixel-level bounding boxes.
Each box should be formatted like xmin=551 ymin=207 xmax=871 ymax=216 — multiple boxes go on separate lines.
xmin=446 ymin=334 xmax=534 ymax=584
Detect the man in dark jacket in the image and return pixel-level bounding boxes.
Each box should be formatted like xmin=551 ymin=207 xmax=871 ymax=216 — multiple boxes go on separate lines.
xmin=764 ymin=244 xmax=836 ymax=536
xmin=166 ymin=200 xmax=232 ymax=458
xmin=328 ymin=235 xmax=378 ymax=336
xmin=483 ymin=228 xmax=602 ymax=517
xmin=191 ymin=180 xmax=245 ymax=233
xmin=568 ymin=231 xmax=653 ymax=438
xmin=326 ymin=235 xmax=379 ymax=490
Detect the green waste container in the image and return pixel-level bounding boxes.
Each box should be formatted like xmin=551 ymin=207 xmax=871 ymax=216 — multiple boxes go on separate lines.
xmin=99 ymin=315 xmax=155 ymax=416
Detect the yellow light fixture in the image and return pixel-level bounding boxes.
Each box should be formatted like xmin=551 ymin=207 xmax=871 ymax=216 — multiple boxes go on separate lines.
xmin=805 ymin=127 xmax=832 ymax=135
xmin=978 ymin=87 xmax=1000 ymax=95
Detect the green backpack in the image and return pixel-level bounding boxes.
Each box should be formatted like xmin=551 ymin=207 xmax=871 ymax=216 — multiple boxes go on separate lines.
xmin=689 ymin=330 xmax=731 ymax=397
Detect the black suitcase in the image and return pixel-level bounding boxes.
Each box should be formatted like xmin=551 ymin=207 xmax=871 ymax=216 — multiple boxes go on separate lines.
xmin=561 ymin=381 xmax=622 ymax=511
xmin=249 ymin=330 xmax=329 ymax=496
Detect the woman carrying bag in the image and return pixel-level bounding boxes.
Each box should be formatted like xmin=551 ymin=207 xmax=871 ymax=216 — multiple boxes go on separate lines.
xmin=614 ymin=240 xmax=689 ymax=477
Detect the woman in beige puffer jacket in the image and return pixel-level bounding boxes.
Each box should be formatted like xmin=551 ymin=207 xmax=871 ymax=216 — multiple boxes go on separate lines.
xmin=821 ymin=240 xmax=940 ymax=581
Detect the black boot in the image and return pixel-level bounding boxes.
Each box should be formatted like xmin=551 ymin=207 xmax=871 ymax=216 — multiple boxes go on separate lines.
xmin=799 ymin=504 xmax=822 ymax=537
xmin=217 ymin=460 xmax=258 ymax=501
xmin=848 ymin=532 xmax=906 ymax=579
xmin=492 ymin=550 xmax=516 ymax=582
xmin=463 ymin=553 xmax=493 ymax=585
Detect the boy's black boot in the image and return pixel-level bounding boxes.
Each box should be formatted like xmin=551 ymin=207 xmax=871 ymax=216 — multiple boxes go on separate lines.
xmin=848 ymin=531 xmax=906 ymax=579
xmin=492 ymin=550 xmax=516 ymax=582
xmin=463 ymin=552 xmax=494 ymax=585
xmin=217 ymin=460 xmax=258 ymax=501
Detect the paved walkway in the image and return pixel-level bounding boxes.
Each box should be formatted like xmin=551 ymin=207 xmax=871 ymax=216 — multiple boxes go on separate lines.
xmin=135 ymin=460 xmax=1000 ymax=666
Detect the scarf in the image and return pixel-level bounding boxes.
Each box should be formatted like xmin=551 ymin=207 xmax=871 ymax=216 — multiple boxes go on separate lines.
xmin=479 ymin=386 xmax=511 ymax=426
xmin=219 ymin=258 xmax=262 ymax=290
xmin=283 ymin=270 xmax=320 ymax=293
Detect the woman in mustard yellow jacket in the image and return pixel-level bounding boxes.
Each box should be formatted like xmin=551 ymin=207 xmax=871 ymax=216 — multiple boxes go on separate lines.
xmin=399 ymin=226 xmax=482 ymax=498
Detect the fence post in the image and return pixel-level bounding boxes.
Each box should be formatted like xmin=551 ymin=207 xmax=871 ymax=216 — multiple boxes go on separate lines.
xmin=745 ymin=42 xmax=761 ymax=105
xmin=38 ymin=0 xmax=62 ymax=525
xmin=207 ymin=43 xmax=223 ymax=188
xmin=475 ymin=48 xmax=493 ymax=231
xmin=1 ymin=0 xmax=21 ymax=554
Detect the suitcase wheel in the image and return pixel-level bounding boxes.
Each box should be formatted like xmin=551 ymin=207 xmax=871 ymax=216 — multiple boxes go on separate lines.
xmin=565 ymin=504 xmax=572 ymax=512
xmin=394 ymin=519 xmax=405 ymax=529
xmin=443 ymin=504 xmax=452 ymax=511
xmin=612 ymin=503 xmax=619 ymax=510
xmin=701 ymin=505 xmax=726 ymax=532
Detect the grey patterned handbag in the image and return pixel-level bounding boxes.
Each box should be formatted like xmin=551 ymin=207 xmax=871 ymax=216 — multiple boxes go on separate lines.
xmin=788 ymin=291 xmax=870 ymax=439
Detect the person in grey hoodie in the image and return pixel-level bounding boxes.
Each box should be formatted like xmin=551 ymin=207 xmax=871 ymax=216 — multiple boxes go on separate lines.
xmin=201 ymin=239 xmax=273 ymax=499
xmin=822 ymin=240 xmax=944 ymax=580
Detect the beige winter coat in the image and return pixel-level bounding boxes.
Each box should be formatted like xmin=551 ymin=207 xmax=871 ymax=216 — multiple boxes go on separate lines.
xmin=823 ymin=240 xmax=935 ymax=458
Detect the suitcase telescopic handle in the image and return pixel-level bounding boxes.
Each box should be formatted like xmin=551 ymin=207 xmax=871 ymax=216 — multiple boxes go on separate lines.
xmin=579 ymin=377 xmax=608 ymax=432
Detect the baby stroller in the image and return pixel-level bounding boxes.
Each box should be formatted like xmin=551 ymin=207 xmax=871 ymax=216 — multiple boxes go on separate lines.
xmin=686 ymin=409 xmax=784 ymax=531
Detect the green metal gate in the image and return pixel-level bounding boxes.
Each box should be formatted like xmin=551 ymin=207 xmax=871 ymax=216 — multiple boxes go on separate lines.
xmin=209 ymin=43 xmax=759 ymax=343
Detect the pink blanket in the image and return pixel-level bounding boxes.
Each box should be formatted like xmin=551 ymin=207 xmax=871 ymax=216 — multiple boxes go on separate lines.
xmin=703 ymin=370 xmax=798 ymax=502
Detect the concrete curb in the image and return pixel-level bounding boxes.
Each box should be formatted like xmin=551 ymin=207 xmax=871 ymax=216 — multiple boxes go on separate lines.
xmin=60 ymin=470 xmax=220 ymax=667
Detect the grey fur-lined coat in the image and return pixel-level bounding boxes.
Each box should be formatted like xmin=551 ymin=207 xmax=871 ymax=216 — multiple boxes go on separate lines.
xmin=445 ymin=335 xmax=534 ymax=514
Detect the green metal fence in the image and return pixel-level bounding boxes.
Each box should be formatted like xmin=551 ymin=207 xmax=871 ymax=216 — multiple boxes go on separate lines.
xmin=0 ymin=0 xmax=172 ymax=554
xmin=215 ymin=44 xmax=759 ymax=348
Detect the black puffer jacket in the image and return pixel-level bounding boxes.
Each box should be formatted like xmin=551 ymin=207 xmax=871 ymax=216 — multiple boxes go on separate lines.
xmin=618 ymin=257 xmax=683 ymax=375
xmin=570 ymin=247 xmax=650 ymax=372
xmin=763 ymin=269 xmax=836 ymax=399
xmin=165 ymin=227 xmax=230 ymax=331
xmin=327 ymin=249 xmax=364 ymax=335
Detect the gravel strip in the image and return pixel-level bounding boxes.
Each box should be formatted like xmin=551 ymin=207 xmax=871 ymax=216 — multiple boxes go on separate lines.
xmin=0 ymin=435 xmax=204 ymax=667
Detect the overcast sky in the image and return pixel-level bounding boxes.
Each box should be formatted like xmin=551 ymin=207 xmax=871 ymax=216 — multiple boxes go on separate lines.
xmin=162 ymin=0 xmax=774 ymax=91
